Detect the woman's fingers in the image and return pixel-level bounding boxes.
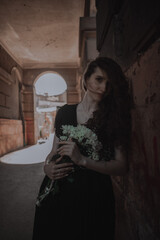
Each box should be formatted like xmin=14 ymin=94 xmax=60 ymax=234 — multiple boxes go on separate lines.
xmin=54 ymin=173 xmax=69 ymax=180
xmin=46 ymin=146 xmax=75 ymax=180
xmin=57 ymin=141 xmax=81 ymax=166
xmin=53 ymin=166 xmax=73 ymax=174
xmin=51 ymin=169 xmax=72 ymax=180
xmin=54 ymin=162 xmax=73 ymax=169
xmin=58 ymin=150 xmax=71 ymax=157
xmin=55 ymin=156 xmax=63 ymax=163
xmin=57 ymin=143 xmax=75 ymax=157
xmin=44 ymin=160 xmax=73 ymax=180
xmin=53 ymin=167 xmax=74 ymax=176
xmin=50 ymin=161 xmax=74 ymax=180
xmin=58 ymin=142 xmax=74 ymax=150
xmin=58 ymin=140 xmax=73 ymax=145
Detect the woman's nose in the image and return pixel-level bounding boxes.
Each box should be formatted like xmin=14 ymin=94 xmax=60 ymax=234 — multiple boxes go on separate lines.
xmin=99 ymin=82 xmax=106 ymax=92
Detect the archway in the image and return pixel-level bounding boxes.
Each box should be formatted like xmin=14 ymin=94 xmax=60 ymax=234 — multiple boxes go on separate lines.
xmin=34 ymin=72 xmax=67 ymax=143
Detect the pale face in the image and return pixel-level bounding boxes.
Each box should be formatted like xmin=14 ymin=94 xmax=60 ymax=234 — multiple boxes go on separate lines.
xmin=86 ymin=67 xmax=108 ymax=102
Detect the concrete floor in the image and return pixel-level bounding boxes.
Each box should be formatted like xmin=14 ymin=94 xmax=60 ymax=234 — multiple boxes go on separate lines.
xmin=0 ymin=161 xmax=44 ymax=240
xmin=0 ymin=136 xmax=52 ymax=240
xmin=0 ymin=136 xmax=131 ymax=240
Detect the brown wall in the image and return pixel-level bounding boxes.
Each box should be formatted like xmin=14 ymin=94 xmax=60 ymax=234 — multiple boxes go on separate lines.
xmin=0 ymin=45 xmax=23 ymax=156
xmin=0 ymin=45 xmax=22 ymax=119
xmin=0 ymin=74 xmax=19 ymax=119
xmin=96 ymin=1 xmax=160 ymax=239
xmin=114 ymin=41 xmax=160 ymax=239
xmin=124 ymin=41 xmax=160 ymax=239
xmin=0 ymin=119 xmax=23 ymax=156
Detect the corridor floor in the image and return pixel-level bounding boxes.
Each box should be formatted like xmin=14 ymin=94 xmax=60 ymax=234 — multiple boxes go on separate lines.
xmin=0 ymin=134 xmax=130 ymax=240
xmin=0 ymin=135 xmax=53 ymax=240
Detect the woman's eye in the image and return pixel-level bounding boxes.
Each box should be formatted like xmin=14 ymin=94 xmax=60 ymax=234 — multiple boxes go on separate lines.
xmin=96 ymin=77 xmax=103 ymax=82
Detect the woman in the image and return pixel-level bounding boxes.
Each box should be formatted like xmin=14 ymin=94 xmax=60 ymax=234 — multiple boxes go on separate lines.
xmin=32 ymin=57 xmax=132 ymax=240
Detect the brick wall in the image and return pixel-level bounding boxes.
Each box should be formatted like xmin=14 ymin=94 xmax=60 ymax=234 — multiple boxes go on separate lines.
xmin=0 ymin=119 xmax=23 ymax=156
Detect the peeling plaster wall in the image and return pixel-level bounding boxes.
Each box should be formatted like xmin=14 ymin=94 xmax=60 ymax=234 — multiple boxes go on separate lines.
xmin=125 ymin=41 xmax=160 ymax=239
xmin=114 ymin=41 xmax=160 ymax=240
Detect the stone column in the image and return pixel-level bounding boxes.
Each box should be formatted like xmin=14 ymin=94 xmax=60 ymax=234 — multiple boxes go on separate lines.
xmin=67 ymin=69 xmax=82 ymax=104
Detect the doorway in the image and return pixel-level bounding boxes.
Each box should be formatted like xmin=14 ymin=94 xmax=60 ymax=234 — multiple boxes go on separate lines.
xmin=34 ymin=72 xmax=67 ymax=143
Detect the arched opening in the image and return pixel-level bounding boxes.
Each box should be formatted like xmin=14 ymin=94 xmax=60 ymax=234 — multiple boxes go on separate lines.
xmin=34 ymin=72 xmax=67 ymax=144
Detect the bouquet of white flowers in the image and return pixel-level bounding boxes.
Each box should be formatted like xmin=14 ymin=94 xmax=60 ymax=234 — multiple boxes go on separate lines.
xmin=60 ymin=124 xmax=102 ymax=160
xmin=36 ymin=124 xmax=102 ymax=207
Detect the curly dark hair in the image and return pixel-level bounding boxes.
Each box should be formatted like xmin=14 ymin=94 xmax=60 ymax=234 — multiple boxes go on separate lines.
xmin=83 ymin=57 xmax=132 ymax=150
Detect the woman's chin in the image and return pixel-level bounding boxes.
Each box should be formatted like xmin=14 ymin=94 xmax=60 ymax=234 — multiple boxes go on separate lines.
xmin=95 ymin=94 xmax=103 ymax=101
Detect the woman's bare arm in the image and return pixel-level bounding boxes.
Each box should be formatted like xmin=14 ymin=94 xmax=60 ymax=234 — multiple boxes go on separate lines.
xmin=44 ymin=134 xmax=74 ymax=180
xmin=58 ymin=141 xmax=129 ymax=176
xmin=44 ymin=134 xmax=60 ymax=164
xmin=81 ymin=146 xmax=128 ymax=175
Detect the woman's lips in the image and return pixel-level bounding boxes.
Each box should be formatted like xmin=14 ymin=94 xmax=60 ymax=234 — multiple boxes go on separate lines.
xmin=96 ymin=93 xmax=104 ymax=97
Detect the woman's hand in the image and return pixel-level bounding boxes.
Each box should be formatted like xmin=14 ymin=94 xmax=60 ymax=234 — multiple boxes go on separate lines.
xmin=44 ymin=155 xmax=74 ymax=180
xmin=57 ymin=140 xmax=83 ymax=166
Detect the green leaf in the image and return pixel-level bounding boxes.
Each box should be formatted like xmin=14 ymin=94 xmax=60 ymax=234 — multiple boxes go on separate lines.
xmin=67 ymin=177 xmax=74 ymax=183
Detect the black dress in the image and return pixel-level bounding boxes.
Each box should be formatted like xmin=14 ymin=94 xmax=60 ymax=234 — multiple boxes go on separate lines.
xmin=32 ymin=104 xmax=115 ymax=240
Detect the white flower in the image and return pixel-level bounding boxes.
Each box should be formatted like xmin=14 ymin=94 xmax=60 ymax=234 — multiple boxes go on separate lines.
xmin=60 ymin=124 xmax=102 ymax=161
xmin=36 ymin=124 xmax=103 ymax=207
